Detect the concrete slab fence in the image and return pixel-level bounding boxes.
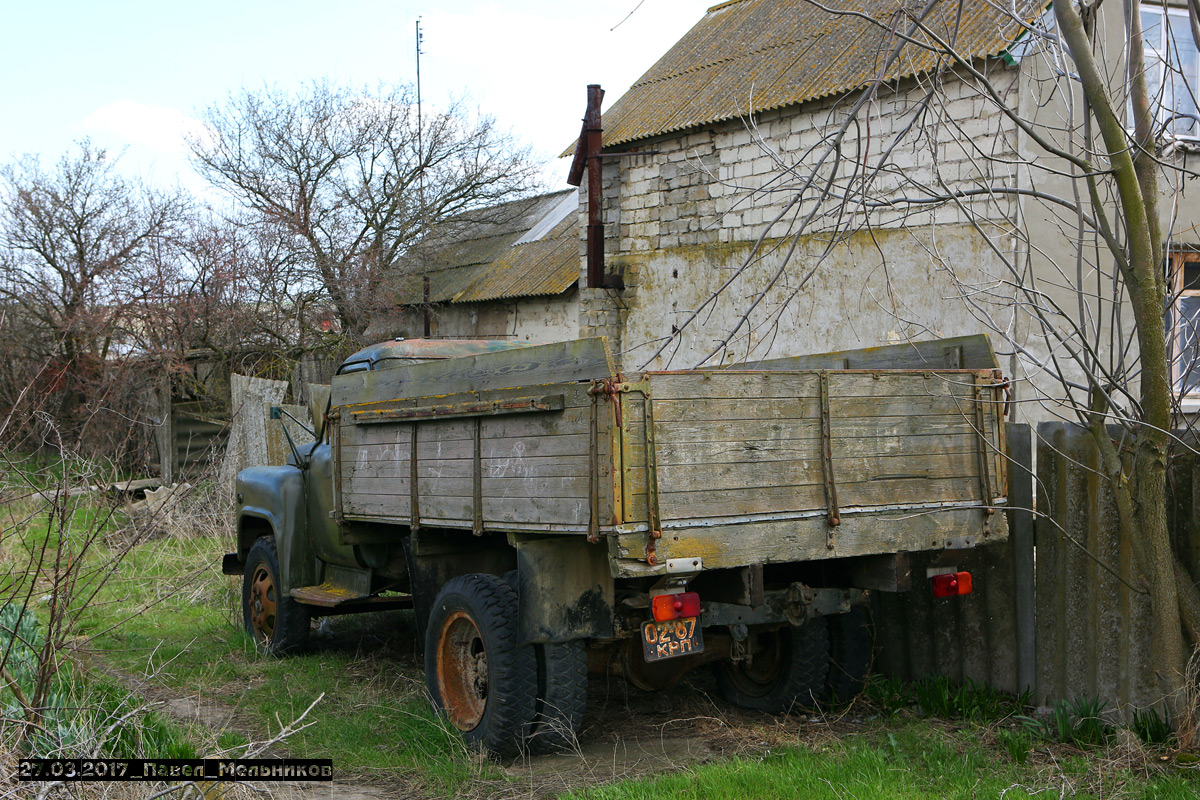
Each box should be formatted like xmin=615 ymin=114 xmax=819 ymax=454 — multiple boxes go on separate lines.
xmin=873 ymin=422 xmax=1195 ymax=714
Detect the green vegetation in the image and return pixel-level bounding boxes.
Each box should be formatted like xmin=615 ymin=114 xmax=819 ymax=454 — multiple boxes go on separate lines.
xmin=562 ymin=724 xmax=1197 ymax=800
xmin=1 ymin=602 xmax=196 ymax=760
xmin=70 ymin=533 xmax=502 ymax=792
xmin=3 ymin=457 xmax=1197 ymax=798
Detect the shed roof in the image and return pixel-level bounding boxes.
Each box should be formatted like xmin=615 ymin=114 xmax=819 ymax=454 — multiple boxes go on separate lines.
xmin=392 ymin=190 xmax=579 ymax=305
xmin=598 ymin=0 xmax=1042 ymax=148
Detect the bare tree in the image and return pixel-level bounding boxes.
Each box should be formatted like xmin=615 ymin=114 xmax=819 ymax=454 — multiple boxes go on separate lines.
xmin=0 ymin=142 xmax=190 ymax=456
xmin=132 ymin=211 xmax=327 ymax=361
xmin=188 ymin=80 xmax=540 ymax=339
xmin=646 ymin=0 xmax=1200 ymax=712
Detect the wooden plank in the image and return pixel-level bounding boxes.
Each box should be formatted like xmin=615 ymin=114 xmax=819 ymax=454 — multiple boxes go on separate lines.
xmin=650 ymin=394 xmax=986 ymax=423
xmin=649 ymin=370 xmax=983 ymax=403
xmin=653 ymin=397 xmax=820 ymax=423
xmin=344 ymin=479 xmax=410 ymax=498
xmin=483 ymin=494 xmax=589 ymax=525
xmin=343 ymin=494 xmax=412 ymax=519
xmin=332 ymin=337 xmax=614 ymax=407
xmin=482 ymin=455 xmax=591 ymax=480
xmin=647 ymin=450 xmax=979 ymax=495
xmin=828 ymin=395 xmax=983 ymax=418
xmin=726 ymin=334 xmax=999 ymax=371
xmin=351 ymin=394 xmax=565 ymax=424
xmin=340 ymin=422 xmax=414 ymax=449
xmin=618 ymin=506 xmax=996 ymax=567
xmin=342 ymin=459 xmax=411 ymax=481
xmin=347 ymin=494 xmax=590 ymax=528
xmin=415 ymin=474 xmax=472 ymax=494
xmin=652 ymin=476 xmax=981 ymax=520
xmin=641 ymin=415 xmax=987 ymax=446
xmin=346 ymin=432 xmax=591 ymax=461
xmin=647 ymin=372 xmax=819 ymax=401
xmin=653 ymin=431 xmax=983 ymax=467
xmin=480 ymin=404 xmax=592 ymax=437
xmin=418 ymin=494 xmax=474 ymax=521
xmin=338 ymin=382 xmax=592 ymax=418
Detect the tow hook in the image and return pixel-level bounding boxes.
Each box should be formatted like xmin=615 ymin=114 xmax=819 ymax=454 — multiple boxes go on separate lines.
xmin=782 ymin=582 xmax=817 ymax=626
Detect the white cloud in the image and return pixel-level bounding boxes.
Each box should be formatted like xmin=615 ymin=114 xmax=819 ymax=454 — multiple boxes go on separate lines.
xmin=74 ymin=100 xmax=212 ymax=193
xmin=81 ymin=100 xmax=204 ymax=155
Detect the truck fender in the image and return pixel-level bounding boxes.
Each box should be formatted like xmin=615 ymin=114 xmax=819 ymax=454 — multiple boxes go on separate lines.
xmin=515 ymin=536 xmax=614 ymax=643
xmin=234 ymin=465 xmax=316 ymax=593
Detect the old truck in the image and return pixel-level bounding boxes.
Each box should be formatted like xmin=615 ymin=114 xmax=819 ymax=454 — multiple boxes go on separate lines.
xmin=223 ymin=335 xmax=1008 ymax=757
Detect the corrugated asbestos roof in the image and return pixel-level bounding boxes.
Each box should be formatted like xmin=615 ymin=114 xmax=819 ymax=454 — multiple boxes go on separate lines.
xmin=598 ymin=0 xmax=1043 ymax=148
xmin=391 ymin=190 xmax=579 ymax=305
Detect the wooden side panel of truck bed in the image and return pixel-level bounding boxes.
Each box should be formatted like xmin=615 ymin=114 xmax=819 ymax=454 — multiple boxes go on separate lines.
xmin=336 ymin=382 xmax=608 ymax=533
xmin=609 ymin=369 xmax=1007 ymax=570
xmin=330 ymin=338 xmax=1007 ymax=575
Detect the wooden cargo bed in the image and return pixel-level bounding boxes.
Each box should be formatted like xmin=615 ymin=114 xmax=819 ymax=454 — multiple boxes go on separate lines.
xmin=330 ymin=338 xmax=1008 ymax=578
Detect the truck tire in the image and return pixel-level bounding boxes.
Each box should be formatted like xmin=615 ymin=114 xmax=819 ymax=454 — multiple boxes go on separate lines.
xmin=713 ymin=618 xmax=830 ymax=714
xmin=425 ymin=574 xmax=536 ymax=759
xmin=825 ymin=605 xmax=873 ymax=703
xmin=529 ymin=641 xmax=587 ymax=753
xmin=243 ymin=536 xmax=309 ymax=655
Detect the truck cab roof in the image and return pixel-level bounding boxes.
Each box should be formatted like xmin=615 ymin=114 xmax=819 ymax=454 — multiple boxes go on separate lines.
xmin=337 ymin=338 xmax=540 ymax=375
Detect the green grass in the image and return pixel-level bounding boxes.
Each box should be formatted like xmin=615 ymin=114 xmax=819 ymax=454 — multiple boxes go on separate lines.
xmin=562 ymin=724 xmax=1199 ymax=800
xmin=72 ymin=534 xmax=502 ymax=792
xmin=5 ymin=461 xmax=1196 ymax=798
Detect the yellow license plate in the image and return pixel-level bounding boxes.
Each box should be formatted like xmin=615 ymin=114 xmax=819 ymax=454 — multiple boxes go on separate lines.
xmin=641 ymin=617 xmax=704 ymax=661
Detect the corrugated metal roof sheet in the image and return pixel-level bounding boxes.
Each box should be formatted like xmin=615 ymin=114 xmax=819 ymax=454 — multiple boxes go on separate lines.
xmin=598 ymin=0 xmax=1043 ymax=148
xmin=453 ymin=214 xmax=579 ymax=302
xmin=390 ymin=190 xmax=579 ymax=305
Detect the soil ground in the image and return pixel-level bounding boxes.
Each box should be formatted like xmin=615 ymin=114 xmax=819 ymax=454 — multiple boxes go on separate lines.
xmin=82 ymin=608 xmax=866 ymax=800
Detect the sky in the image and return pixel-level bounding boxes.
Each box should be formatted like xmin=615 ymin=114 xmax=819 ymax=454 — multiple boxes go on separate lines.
xmin=0 ymin=0 xmax=716 ymax=195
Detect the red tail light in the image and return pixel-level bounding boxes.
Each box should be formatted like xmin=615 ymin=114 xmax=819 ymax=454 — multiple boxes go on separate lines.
xmin=930 ymin=571 xmax=972 ymax=598
xmin=651 ymin=591 xmax=701 ymax=622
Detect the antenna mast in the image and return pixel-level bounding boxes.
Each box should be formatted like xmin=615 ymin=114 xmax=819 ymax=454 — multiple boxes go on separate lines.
xmin=415 ymin=17 xmax=425 ymax=206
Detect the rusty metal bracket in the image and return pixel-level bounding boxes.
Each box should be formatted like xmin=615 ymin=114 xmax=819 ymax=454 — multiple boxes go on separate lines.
xmin=588 ymin=391 xmax=601 ymax=543
xmin=973 ymin=379 xmax=995 ymax=519
xmin=589 ymin=378 xmax=626 ymax=427
xmin=409 ymin=422 xmax=420 ymax=532
xmin=472 ymin=418 xmax=483 ymax=536
xmin=993 ymin=368 xmax=1013 ymax=418
xmin=642 ymin=388 xmax=662 ymax=566
xmin=818 ymin=372 xmax=841 ymax=539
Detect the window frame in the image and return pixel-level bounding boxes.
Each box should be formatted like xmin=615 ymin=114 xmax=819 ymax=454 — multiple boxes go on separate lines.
xmin=1139 ymin=5 xmax=1200 ymax=140
xmin=1170 ymin=250 xmax=1200 ymax=399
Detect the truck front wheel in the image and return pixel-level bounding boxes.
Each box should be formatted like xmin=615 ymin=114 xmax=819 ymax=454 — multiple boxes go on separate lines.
xmin=242 ymin=536 xmax=310 ymax=655
xmin=425 ymin=574 xmax=536 ymax=759
xmin=713 ymin=618 xmax=830 ymax=713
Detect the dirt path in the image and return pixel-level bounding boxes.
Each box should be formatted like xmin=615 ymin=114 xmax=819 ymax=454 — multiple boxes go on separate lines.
xmin=77 ymin=614 xmax=854 ymax=799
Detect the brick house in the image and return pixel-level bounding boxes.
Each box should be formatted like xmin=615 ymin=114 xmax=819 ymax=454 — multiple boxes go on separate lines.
xmin=396 ymin=0 xmax=1200 ymax=422
xmin=566 ymin=0 xmax=1200 ymax=422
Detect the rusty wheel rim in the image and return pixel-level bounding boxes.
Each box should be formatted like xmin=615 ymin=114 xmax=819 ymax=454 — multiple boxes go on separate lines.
xmin=435 ymin=610 xmax=488 ymax=731
xmin=248 ymin=564 xmax=278 ymax=643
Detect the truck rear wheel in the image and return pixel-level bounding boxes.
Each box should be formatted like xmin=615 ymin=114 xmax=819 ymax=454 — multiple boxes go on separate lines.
xmin=425 ymin=574 xmax=536 ymax=759
xmin=825 ymin=605 xmax=873 ymax=703
xmin=243 ymin=536 xmax=309 ymax=655
xmin=528 ymin=641 xmax=587 ymax=753
xmin=713 ymin=618 xmax=830 ymax=713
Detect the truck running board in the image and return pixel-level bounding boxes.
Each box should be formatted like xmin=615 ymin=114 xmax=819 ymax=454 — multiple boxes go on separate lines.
xmin=290 ymin=583 xmax=412 ymax=610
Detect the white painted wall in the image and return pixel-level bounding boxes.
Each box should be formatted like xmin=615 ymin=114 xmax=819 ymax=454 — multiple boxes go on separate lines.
xmin=582 ymin=63 xmax=1022 ymax=373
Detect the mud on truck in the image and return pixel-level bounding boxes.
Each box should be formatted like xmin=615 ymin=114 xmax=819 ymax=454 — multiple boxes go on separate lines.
xmin=222 ymin=335 xmax=1008 ymax=757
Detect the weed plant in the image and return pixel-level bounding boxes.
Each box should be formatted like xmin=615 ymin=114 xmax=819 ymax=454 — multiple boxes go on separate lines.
xmin=1131 ymin=708 xmax=1174 ymax=747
